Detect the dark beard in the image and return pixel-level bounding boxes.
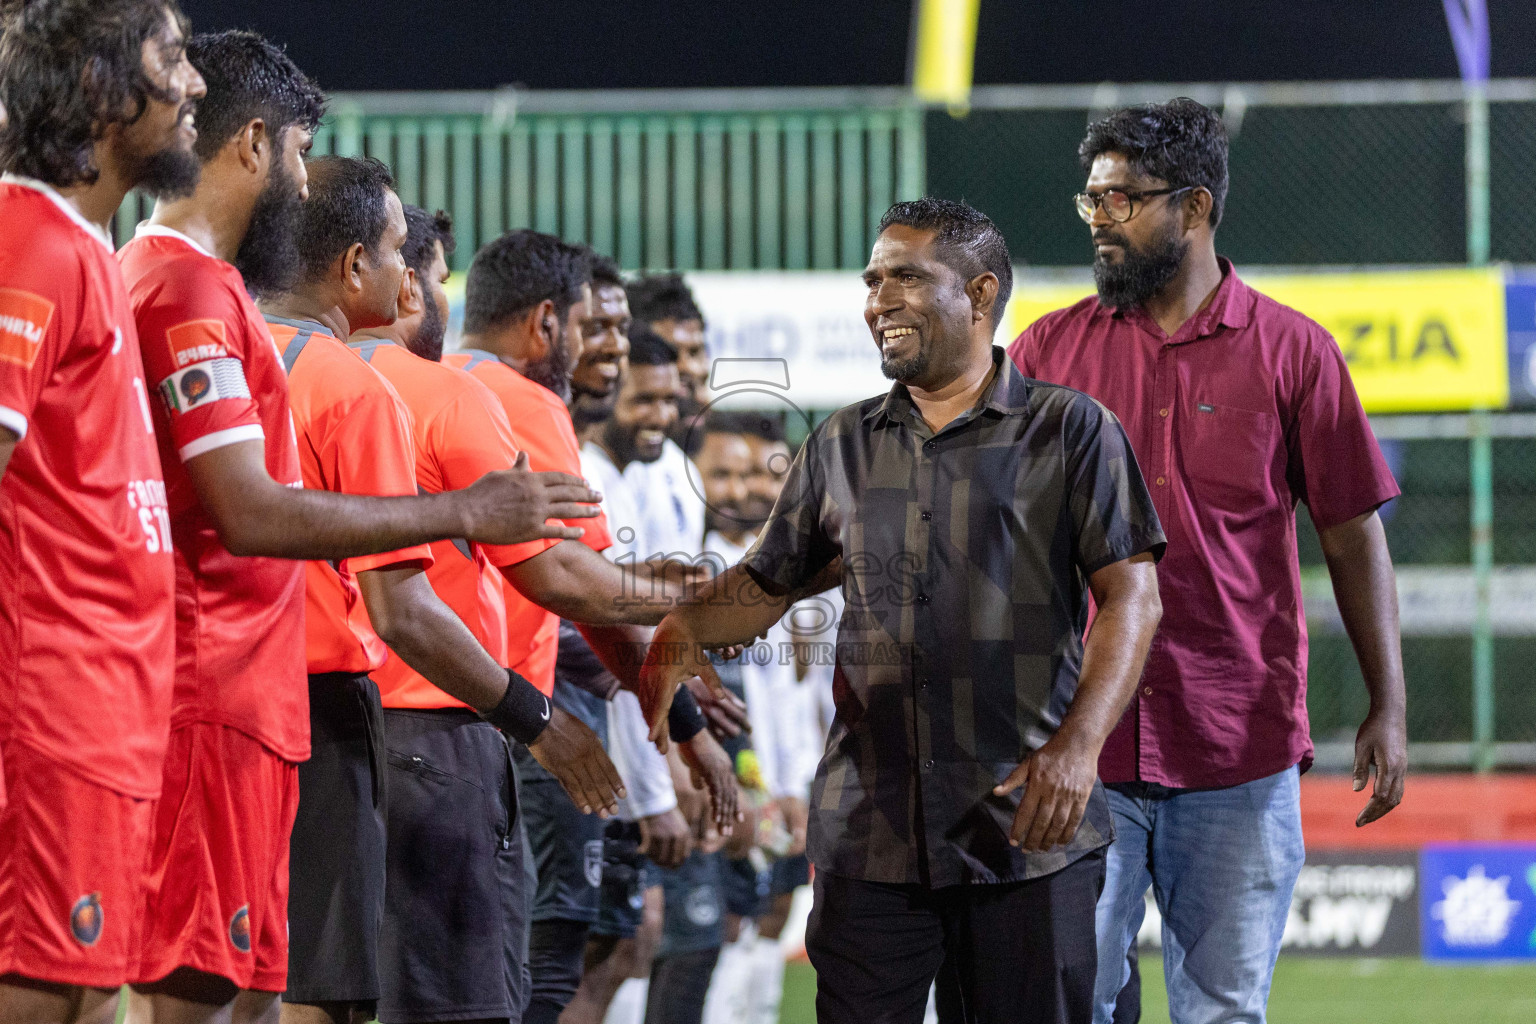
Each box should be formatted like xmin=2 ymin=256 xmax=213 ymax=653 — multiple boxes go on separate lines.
xmin=880 ymin=343 xmax=931 ymax=383
xmin=136 ymin=146 xmax=200 ymax=200
xmin=524 ymin=327 xmax=572 ymax=403
xmin=234 ymin=159 xmax=304 ymax=298
xmin=571 ymin=390 xmax=618 ymax=429
xmin=599 ymin=416 xmax=640 ymax=468
xmin=408 ymin=291 xmax=446 ymax=363
xmin=1093 ymin=223 xmax=1188 ymax=309
xmin=669 ymin=391 xmax=705 ymax=448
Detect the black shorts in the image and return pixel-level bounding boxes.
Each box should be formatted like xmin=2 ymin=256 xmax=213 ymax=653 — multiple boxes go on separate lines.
xmin=770 ymin=852 xmax=811 ymax=896
xmin=592 ymin=821 xmax=651 ymax=939
xmin=721 ymin=856 xmax=769 ymax=919
xmin=513 ymin=742 xmax=606 ymax=925
xmin=286 ymin=673 xmax=388 ymax=1007
xmin=657 ymin=851 xmax=725 ymax=958
xmin=377 ymin=708 xmax=529 ymax=1024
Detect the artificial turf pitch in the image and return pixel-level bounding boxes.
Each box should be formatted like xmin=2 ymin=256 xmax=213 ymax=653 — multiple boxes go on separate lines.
xmin=777 ymin=956 xmax=1536 ymax=1023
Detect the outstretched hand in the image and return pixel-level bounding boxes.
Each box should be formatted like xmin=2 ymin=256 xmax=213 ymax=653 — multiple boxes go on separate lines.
xmin=640 ymin=616 xmax=698 ymax=751
xmin=678 ymin=728 xmax=742 ymax=837
xmin=462 ymin=451 xmax=602 ymax=545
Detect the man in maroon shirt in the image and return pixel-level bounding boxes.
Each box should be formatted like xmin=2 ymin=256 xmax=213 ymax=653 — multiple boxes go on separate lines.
xmin=1008 ymin=98 xmax=1407 ymax=1024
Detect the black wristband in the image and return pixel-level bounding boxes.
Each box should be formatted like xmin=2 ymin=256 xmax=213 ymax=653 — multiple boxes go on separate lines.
xmin=667 ymin=685 xmax=707 ymax=743
xmin=480 ymin=669 xmax=552 ymax=746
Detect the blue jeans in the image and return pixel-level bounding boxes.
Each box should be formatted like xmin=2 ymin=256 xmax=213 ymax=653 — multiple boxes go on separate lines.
xmin=1093 ymin=766 xmax=1305 ymax=1024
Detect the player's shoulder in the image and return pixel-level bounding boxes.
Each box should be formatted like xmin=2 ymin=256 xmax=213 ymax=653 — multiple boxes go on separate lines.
xmin=0 ymin=182 xmax=101 ymax=279
xmin=1243 ymin=283 xmax=1336 ymax=348
xmin=121 ymin=232 xmax=247 ymax=311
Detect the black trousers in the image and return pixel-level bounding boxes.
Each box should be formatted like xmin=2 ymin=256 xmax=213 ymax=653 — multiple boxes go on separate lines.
xmin=643 ymin=947 xmax=720 ymax=1024
xmin=808 ymin=849 xmax=1105 ymax=1024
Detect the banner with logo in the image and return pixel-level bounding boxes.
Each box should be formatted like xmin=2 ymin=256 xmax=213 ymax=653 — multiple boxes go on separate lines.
xmin=448 ymin=267 xmax=1510 ymax=414
xmin=1506 ymin=275 xmax=1536 ymax=408
xmin=1005 ymin=267 xmax=1509 ymax=415
xmin=1134 ymin=849 xmax=1421 ymax=957
xmin=1421 ymin=843 xmax=1536 ymax=960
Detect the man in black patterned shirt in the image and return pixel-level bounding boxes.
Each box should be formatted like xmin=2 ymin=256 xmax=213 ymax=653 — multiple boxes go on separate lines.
xmin=640 ymin=199 xmax=1166 ymax=1024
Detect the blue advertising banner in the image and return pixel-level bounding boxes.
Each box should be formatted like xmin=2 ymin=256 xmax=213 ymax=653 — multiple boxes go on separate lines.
xmin=1506 ymin=277 xmax=1536 ymax=409
xmin=1421 ymin=844 xmax=1536 ymax=960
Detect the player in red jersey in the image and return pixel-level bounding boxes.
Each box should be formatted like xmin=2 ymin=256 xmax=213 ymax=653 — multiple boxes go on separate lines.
xmin=255 ymin=158 xmax=623 ymax=1024
xmin=0 ymin=4 xmax=202 ymax=1023
xmin=116 ymin=38 xmax=615 ymax=1024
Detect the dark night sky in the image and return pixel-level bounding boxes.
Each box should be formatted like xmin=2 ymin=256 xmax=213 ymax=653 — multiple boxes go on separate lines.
xmin=178 ymin=1 xmax=1535 ymax=92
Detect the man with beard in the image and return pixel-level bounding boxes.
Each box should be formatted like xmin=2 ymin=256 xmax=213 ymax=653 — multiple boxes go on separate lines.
xmin=254 ymin=161 xmax=617 ymax=1024
xmin=0 ymin=4 xmax=200 ymax=1020
xmin=336 ymin=207 xmax=625 ymax=1024
xmin=121 ymin=48 xmax=614 ymax=1024
xmin=640 ymin=198 xmax=1167 ymax=1024
xmin=445 ymin=239 xmax=737 ymax=1024
xmin=1008 ymin=99 xmax=1409 ymax=1024
xmin=627 ymin=274 xmax=709 ymax=442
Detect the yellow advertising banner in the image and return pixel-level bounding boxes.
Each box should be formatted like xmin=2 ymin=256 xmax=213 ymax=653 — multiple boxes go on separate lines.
xmin=1003 ymin=267 xmax=1509 ymax=413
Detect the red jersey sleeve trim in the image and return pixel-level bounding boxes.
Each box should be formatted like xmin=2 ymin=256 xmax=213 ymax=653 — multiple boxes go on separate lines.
xmin=0 ymin=403 xmax=27 ymax=439
xmin=179 ymin=422 xmax=264 ymax=461
xmin=345 ymin=547 xmax=436 ymax=574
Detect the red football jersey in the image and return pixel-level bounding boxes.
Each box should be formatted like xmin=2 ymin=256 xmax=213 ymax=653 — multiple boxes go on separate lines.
xmin=0 ymin=177 xmax=175 ymax=799
xmin=266 ymin=316 xmax=434 ymax=676
xmin=119 ymin=226 xmax=309 ymax=763
xmin=444 ymin=351 xmax=611 ymax=696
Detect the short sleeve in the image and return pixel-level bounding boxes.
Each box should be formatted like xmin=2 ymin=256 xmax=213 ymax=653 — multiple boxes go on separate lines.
xmin=1063 ymin=393 xmax=1167 ymax=576
xmin=742 ymin=428 xmax=837 ymax=596
xmin=0 ymin=241 xmax=77 ymax=438
xmin=135 ymin=276 xmax=263 ymax=461
xmin=324 ymin=378 xmax=435 ymax=574
xmin=516 ymin=390 xmax=612 ymax=553
xmin=438 ymin=378 xmax=552 ymax=567
xmin=1286 ymin=328 xmax=1401 ymax=530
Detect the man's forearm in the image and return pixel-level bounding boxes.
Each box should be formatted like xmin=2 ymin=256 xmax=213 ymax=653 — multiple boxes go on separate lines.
xmin=221 ymin=480 xmax=471 ymax=561
xmin=358 ymin=566 xmax=508 ymax=711
xmin=665 ymin=564 xmax=792 ymax=649
xmin=1057 ymin=557 xmax=1162 ymax=750
xmin=1320 ymin=511 xmax=1406 ymax=714
xmin=506 ymin=542 xmax=700 ymax=627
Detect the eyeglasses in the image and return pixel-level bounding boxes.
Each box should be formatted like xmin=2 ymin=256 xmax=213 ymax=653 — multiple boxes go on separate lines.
xmin=1074 ymin=186 xmax=1192 ymax=224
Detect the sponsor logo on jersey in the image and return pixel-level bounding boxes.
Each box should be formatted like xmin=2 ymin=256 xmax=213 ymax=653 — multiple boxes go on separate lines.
xmin=165 ymin=319 xmax=230 ymax=369
xmin=70 ymin=892 xmax=104 ymax=946
xmin=229 ymin=904 xmax=251 ymax=952
xmin=158 ymin=357 xmax=251 ymax=414
xmin=584 ymin=840 xmax=605 ymax=889
xmin=0 ymin=287 xmax=55 ymax=369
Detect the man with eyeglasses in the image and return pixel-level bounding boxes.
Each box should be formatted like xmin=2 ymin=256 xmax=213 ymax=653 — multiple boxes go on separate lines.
xmin=1007 ymin=98 xmax=1408 ymax=1024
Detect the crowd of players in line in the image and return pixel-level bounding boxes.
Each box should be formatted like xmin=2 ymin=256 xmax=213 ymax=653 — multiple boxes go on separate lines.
xmin=0 ymin=6 xmax=820 ymax=1024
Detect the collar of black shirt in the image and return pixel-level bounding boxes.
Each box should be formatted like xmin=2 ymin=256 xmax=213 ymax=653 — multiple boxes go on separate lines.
xmin=865 ymin=346 xmax=1031 ymax=434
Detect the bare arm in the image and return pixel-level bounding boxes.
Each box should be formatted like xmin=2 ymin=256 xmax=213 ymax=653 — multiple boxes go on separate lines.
xmin=1318 ymin=509 xmax=1407 ymax=826
xmin=639 ymin=563 xmax=797 ymax=742
xmin=185 ymin=441 xmax=601 ymax=559
xmin=0 ymin=426 xmax=16 ymax=479
xmin=997 ymin=552 xmax=1162 ymax=851
xmin=358 ymin=564 xmax=624 ymax=816
xmin=502 ymin=539 xmax=698 ymax=626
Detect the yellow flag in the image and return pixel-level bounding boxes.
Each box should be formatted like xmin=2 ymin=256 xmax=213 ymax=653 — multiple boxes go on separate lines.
xmin=912 ymin=0 xmax=981 ymax=110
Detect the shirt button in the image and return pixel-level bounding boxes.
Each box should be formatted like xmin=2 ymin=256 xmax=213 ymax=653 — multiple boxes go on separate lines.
xmin=924 ymin=440 xmax=936 ymax=451
xmin=920 ymin=510 xmax=932 ymax=521
xmin=1155 ymin=476 xmax=1166 ymax=486
xmin=916 ymin=593 xmax=930 ymax=605
xmin=925 ymin=759 xmax=935 ymax=769
xmin=1159 ymin=408 xmax=1169 ymax=417
xmin=1143 ymin=687 xmax=1153 ymax=696
xmin=920 ymin=679 xmax=929 ymax=689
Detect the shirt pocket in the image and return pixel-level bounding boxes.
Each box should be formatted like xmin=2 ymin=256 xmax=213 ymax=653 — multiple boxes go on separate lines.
xmin=1179 ymin=399 xmax=1279 ymax=514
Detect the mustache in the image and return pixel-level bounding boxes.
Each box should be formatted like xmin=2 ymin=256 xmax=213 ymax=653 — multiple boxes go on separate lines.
xmin=1093 ymin=230 xmax=1128 ymax=246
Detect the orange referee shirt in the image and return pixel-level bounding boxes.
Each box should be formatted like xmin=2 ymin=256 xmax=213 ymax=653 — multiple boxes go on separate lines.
xmin=443 ymin=349 xmax=611 ymax=696
xmin=354 ymin=338 xmax=554 ymax=709
xmin=267 ymin=315 xmax=434 ymax=676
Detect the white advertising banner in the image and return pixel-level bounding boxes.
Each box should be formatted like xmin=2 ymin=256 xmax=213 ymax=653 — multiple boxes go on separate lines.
xmin=688 ymin=271 xmax=893 ymax=411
